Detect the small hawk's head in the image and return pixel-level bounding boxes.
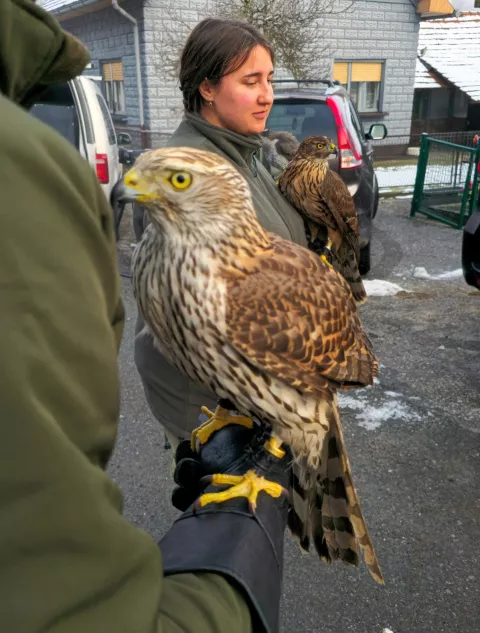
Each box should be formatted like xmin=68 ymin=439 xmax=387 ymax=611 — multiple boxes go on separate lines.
xmin=112 ymin=147 xmax=255 ymax=237
xmin=295 ymin=135 xmax=337 ymax=161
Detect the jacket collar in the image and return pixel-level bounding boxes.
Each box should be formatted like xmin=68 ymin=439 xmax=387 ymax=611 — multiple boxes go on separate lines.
xmin=184 ymin=112 xmax=263 ymax=170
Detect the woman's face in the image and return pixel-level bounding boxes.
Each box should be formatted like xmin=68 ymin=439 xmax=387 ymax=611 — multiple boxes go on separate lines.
xmin=200 ymin=45 xmax=274 ymax=136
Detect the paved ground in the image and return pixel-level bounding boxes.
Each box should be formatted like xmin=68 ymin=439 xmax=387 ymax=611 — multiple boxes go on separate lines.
xmin=112 ymin=199 xmax=480 ymax=633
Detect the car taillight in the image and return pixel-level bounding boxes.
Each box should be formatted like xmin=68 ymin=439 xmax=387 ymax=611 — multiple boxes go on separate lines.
xmin=96 ymin=153 xmax=109 ymax=184
xmin=326 ymin=96 xmax=363 ymax=170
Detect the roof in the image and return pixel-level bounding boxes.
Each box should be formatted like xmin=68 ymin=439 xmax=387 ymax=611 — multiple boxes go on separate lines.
xmin=38 ymin=0 xmax=104 ymax=15
xmin=415 ymin=59 xmax=442 ymax=89
xmin=415 ymin=11 xmax=480 ymax=101
xmin=38 ymin=0 xmax=79 ymax=10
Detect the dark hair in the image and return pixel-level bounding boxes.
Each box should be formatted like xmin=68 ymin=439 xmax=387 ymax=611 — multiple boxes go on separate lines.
xmin=179 ymin=18 xmax=274 ymax=113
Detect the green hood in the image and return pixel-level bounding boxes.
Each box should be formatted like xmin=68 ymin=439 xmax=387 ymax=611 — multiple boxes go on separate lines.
xmin=0 ymin=0 xmax=90 ymax=107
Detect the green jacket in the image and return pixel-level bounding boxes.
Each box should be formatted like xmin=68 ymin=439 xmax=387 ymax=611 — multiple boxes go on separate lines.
xmin=0 ymin=1 xmax=251 ymax=631
xmin=135 ymin=113 xmax=307 ymax=440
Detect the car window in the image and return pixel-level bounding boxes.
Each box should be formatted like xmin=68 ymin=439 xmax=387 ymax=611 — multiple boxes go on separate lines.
xmin=348 ymin=100 xmax=366 ymax=141
xmin=267 ymin=100 xmax=338 ymax=144
xmin=30 ymin=103 xmax=79 ymax=148
xmin=74 ymin=79 xmax=95 ymax=145
xmin=96 ymin=94 xmax=117 ymax=146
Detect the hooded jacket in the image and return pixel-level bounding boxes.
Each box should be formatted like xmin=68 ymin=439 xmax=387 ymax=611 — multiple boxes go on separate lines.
xmin=0 ymin=1 xmax=252 ymax=631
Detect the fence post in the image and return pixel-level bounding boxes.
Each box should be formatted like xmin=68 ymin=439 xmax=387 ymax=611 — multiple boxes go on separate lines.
xmin=468 ymin=142 xmax=480 ymax=216
xmin=459 ymin=150 xmax=476 ymax=229
xmin=411 ymin=133 xmax=429 ymax=218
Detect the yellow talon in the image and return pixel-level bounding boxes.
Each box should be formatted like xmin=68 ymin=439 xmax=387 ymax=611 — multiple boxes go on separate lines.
xmin=264 ymin=436 xmax=286 ymax=459
xmin=191 ymin=405 xmax=254 ymax=452
xmin=196 ymin=470 xmax=287 ymax=512
xmin=321 ymin=238 xmax=333 ymax=267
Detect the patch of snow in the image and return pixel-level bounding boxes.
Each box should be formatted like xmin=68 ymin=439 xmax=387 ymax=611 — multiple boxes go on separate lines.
xmin=338 ymin=390 xmax=422 ymax=431
xmin=438 ymin=345 xmax=446 ymax=350
xmin=413 ymin=266 xmax=431 ymax=279
xmin=413 ymin=266 xmax=463 ymax=280
xmin=363 ymin=279 xmax=407 ymax=297
xmin=355 ymin=401 xmax=422 ymax=431
xmin=435 ymin=268 xmax=463 ymax=280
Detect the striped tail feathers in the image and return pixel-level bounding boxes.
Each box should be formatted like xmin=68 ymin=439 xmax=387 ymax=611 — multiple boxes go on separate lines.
xmin=332 ymin=246 xmax=367 ymax=304
xmin=287 ymin=398 xmax=384 ymax=584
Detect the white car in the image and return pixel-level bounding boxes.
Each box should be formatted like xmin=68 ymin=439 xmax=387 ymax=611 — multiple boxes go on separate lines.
xmin=30 ymin=76 xmax=130 ymax=201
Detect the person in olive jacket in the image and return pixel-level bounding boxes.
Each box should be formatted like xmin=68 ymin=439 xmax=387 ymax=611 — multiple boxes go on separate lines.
xmin=0 ymin=2 xmax=290 ymax=632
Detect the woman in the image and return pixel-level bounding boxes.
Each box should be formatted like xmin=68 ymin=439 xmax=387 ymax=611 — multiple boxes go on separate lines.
xmin=135 ymin=18 xmax=307 ymax=450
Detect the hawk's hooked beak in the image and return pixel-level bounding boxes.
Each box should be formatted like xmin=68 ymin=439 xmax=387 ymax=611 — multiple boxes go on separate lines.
xmin=110 ymin=168 xmax=156 ymax=206
xmin=330 ymin=143 xmax=338 ymax=156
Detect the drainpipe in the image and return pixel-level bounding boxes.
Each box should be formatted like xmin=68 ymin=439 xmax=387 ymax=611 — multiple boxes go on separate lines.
xmin=111 ymin=0 xmax=147 ymax=147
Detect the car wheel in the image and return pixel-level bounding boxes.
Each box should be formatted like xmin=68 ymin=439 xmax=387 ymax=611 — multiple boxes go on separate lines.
xmin=359 ymin=241 xmax=371 ymax=276
xmin=372 ymin=174 xmax=379 ymax=219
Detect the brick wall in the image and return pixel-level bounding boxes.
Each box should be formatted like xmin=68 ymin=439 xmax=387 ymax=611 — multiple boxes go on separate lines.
xmin=326 ymin=0 xmax=420 ymax=147
xmin=142 ymin=0 xmax=419 ymax=148
xmin=141 ymin=0 xmax=213 ymax=147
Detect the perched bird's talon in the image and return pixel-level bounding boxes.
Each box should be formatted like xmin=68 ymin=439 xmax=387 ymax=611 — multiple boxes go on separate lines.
xmin=264 ymin=436 xmax=286 ymax=459
xmin=197 ymin=470 xmax=285 ymax=512
xmin=191 ymin=405 xmax=254 ymax=452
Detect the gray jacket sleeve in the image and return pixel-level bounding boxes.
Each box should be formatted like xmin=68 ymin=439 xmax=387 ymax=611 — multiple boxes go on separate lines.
xmin=134 ymin=313 xmax=218 ymax=439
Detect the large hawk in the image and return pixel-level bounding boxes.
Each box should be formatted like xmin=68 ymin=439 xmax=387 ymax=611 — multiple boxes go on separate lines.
xmin=278 ymin=135 xmax=366 ymax=303
xmin=121 ymin=147 xmax=383 ymax=584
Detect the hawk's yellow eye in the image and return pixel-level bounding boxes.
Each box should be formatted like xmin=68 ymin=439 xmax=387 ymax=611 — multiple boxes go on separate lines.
xmin=317 ymin=143 xmax=324 ymax=149
xmin=169 ymin=171 xmax=192 ymax=190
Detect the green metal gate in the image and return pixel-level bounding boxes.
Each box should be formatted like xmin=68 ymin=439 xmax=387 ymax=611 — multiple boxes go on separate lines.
xmin=410 ymin=133 xmax=480 ymax=229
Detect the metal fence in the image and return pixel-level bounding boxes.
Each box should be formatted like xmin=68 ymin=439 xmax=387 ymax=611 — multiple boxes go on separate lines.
xmin=410 ymin=134 xmax=480 ymax=229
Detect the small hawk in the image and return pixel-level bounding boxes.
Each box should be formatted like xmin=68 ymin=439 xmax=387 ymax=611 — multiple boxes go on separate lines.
xmin=122 ymin=147 xmax=383 ymax=584
xmin=278 ymin=135 xmax=366 ymax=303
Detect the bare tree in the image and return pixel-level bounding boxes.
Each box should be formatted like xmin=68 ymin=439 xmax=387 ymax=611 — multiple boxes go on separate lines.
xmin=213 ymin=0 xmax=356 ymax=79
xmin=147 ymin=0 xmax=356 ymax=125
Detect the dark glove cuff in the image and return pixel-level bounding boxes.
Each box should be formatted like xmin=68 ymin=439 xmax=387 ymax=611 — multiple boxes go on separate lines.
xmin=160 ymin=500 xmax=285 ymax=633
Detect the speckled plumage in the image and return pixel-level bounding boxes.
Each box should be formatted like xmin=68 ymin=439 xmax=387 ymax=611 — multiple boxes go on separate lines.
xmin=131 ymin=147 xmax=383 ymax=584
xmin=278 ymin=135 xmax=366 ymax=303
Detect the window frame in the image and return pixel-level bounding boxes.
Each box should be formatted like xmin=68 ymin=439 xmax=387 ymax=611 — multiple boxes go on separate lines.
xmin=101 ymin=59 xmax=126 ymax=116
xmin=334 ymin=60 xmax=385 ymax=115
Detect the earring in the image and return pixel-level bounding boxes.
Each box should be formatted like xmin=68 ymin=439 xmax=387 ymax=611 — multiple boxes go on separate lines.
xmin=208 ymin=101 xmax=213 ymax=106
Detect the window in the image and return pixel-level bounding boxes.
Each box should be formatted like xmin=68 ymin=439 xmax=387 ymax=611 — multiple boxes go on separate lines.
xmin=475 ymin=0 xmax=480 ymax=8
xmin=102 ymin=60 xmax=125 ymax=115
xmin=334 ymin=61 xmax=384 ymax=113
xmin=267 ymin=100 xmax=338 ymax=143
xmin=96 ymin=94 xmax=117 ymax=145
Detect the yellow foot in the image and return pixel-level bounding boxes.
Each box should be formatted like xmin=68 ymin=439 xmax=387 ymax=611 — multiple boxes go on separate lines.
xmin=264 ymin=436 xmax=286 ymax=459
xmin=191 ymin=405 xmax=254 ymax=452
xmin=195 ymin=470 xmax=288 ymax=513
xmin=320 ymin=238 xmax=333 ymax=267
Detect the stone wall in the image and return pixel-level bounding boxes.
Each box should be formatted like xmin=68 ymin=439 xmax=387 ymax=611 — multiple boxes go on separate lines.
xmin=142 ymin=0 xmax=420 ymax=148
xmin=141 ymin=0 xmax=212 ymax=147
xmin=325 ymin=0 xmax=420 ymax=147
